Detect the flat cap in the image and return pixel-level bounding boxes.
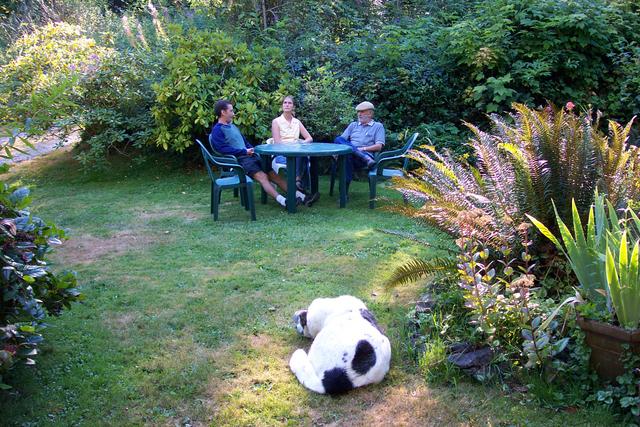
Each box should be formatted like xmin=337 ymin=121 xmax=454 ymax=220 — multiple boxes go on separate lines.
xmin=355 ymin=101 xmax=375 ymax=111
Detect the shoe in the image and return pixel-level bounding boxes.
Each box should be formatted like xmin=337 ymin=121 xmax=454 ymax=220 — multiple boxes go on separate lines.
xmin=304 ymin=192 xmax=320 ymax=207
xmin=367 ymin=160 xmax=377 ymax=170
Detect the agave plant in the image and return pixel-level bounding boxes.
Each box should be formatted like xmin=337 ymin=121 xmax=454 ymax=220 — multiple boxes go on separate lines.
xmin=526 ymin=194 xmax=609 ymax=305
xmin=393 ymin=103 xmax=640 ymax=255
xmin=605 ymin=232 xmax=640 ymax=329
xmin=528 ymin=192 xmax=640 ymax=328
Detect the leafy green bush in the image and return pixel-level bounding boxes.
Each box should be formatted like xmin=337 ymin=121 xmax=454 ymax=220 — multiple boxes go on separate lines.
xmin=66 ymin=4 xmax=176 ymax=169
xmin=455 ymin=225 xmax=576 ymax=369
xmin=73 ymin=47 xmax=161 ymax=169
xmin=296 ymin=67 xmax=354 ymax=142
xmin=0 ymin=8 xmax=174 ymax=170
xmin=0 ymin=22 xmax=112 ymax=131
xmin=608 ymin=44 xmax=640 ymax=121
xmin=387 ymin=223 xmax=578 ymax=378
xmin=335 ymin=18 xmax=459 ymax=131
xmin=151 ymin=25 xmax=296 ymax=151
xmin=441 ymin=0 xmax=634 ymax=118
xmin=0 ymin=183 xmax=82 ymax=389
xmin=411 ymin=122 xmax=470 ymax=157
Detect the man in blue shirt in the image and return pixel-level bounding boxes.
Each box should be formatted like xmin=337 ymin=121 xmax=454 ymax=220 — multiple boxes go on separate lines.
xmin=334 ymin=101 xmax=385 ymax=185
xmin=210 ymin=100 xmax=319 ymax=208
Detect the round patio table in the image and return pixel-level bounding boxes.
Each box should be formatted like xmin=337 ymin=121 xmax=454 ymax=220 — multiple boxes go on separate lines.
xmin=254 ymin=143 xmax=352 ymax=213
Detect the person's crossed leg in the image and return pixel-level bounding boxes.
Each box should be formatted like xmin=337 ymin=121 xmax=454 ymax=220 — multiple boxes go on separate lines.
xmin=241 ymin=156 xmax=318 ymax=208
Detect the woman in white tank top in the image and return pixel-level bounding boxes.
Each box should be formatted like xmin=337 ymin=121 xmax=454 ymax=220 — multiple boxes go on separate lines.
xmin=271 ymin=96 xmax=313 ymax=191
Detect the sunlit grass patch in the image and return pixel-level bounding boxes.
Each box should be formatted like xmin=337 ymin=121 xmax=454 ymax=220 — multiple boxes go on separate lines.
xmin=209 ymin=333 xmax=309 ymax=426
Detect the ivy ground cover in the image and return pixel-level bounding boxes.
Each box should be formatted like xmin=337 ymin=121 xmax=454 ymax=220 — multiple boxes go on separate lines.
xmin=0 ymin=149 xmax=620 ymax=426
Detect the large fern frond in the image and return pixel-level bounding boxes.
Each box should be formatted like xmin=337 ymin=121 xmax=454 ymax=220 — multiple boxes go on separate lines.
xmin=385 ymin=257 xmax=457 ymax=287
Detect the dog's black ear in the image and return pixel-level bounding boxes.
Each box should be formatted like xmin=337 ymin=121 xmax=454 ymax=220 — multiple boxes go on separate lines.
xmin=360 ymin=309 xmax=384 ymax=334
xmin=299 ymin=310 xmax=307 ymax=328
xmin=292 ymin=310 xmax=309 ymax=336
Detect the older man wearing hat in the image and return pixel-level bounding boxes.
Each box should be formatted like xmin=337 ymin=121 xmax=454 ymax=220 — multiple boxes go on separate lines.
xmin=334 ymin=101 xmax=386 ymax=186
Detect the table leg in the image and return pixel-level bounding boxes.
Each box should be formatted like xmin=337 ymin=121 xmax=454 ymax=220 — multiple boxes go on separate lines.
xmin=309 ymin=157 xmax=319 ymax=194
xmin=259 ymin=155 xmax=268 ymax=204
xmin=286 ymin=156 xmax=297 ymax=213
xmin=339 ymin=154 xmax=347 ymax=208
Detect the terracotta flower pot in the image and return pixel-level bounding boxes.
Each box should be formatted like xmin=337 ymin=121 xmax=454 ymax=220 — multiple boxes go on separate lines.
xmin=577 ymin=315 xmax=640 ymax=381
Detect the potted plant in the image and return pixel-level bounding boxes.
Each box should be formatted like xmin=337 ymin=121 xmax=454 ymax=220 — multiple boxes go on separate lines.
xmin=528 ymin=193 xmax=640 ymax=380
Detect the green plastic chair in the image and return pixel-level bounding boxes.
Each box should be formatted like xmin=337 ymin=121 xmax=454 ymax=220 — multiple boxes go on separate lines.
xmin=329 ymin=132 xmax=419 ymax=208
xmin=195 ymin=139 xmax=256 ymax=221
xmin=368 ymin=132 xmax=419 ymax=208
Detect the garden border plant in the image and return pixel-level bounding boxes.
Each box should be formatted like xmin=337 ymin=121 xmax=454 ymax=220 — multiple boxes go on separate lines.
xmin=0 ymin=181 xmax=82 ymax=389
xmin=0 ymin=120 xmax=82 ymax=389
xmin=528 ymin=192 xmax=640 ymax=381
xmin=389 ymin=103 xmax=640 ymax=420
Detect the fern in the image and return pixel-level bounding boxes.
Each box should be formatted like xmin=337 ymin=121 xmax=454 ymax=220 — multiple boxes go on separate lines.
xmin=385 ymin=257 xmax=457 ymax=287
xmin=394 ymin=103 xmax=640 ymax=256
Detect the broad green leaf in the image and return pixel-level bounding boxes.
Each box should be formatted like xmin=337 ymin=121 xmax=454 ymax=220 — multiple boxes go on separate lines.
xmin=526 ymin=214 xmax=563 ymax=251
xmin=571 ymin=200 xmax=587 ymax=250
xmin=606 ymin=246 xmax=624 ymax=325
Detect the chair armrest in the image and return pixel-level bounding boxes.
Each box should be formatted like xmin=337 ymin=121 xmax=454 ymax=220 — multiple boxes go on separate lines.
xmin=372 ymin=148 xmax=410 ymax=176
xmin=207 ymin=153 xmax=250 ymax=180
xmin=214 ymin=157 xmax=241 ymax=168
xmin=374 ymin=148 xmax=405 ymax=163
xmin=218 ymin=154 xmax=239 ymax=162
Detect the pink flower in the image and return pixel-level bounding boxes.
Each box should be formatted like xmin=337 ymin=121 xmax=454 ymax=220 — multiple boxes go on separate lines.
xmin=565 ymin=101 xmax=575 ymax=111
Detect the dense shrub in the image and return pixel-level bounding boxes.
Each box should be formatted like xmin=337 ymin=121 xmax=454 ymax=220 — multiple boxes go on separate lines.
xmin=0 ymin=183 xmax=82 ymax=389
xmin=295 ymin=67 xmax=354 ymax=142
xmin=608 ymin=44 xmax=640 ymax=121
xmin=151 ymin=25 xmax=296 ymax=151
xmin=0 ymin=0 xmax=109 ymax=48
xmin=0 ymin=22 xmax=112 ymax=131
xmin=441 ymin=0 xmax=635 ymax=119
xmin=73 ymin=44 xmax=163 ymax=169
xmin=411 ymin=122 xmax=470 ymax=157
xmin=335 ymin=18 xmax=458 ymax=132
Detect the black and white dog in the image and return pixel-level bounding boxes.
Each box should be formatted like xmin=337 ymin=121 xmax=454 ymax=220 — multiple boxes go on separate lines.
xmin=289 ymin=295 xmax=391 ymax=394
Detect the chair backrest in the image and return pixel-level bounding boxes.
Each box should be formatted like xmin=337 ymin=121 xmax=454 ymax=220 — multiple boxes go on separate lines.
xmin=195 ymin=139 xmax=246 ymax=181
xmin=402 ymin=132 xmax=419 ymax=170
xmin=195 ymin=139 xmax=217 ymax=181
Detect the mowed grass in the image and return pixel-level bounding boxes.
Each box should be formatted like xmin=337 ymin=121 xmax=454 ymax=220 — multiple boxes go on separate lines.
xmin=1 ymin=149 xmax=622 ymax=426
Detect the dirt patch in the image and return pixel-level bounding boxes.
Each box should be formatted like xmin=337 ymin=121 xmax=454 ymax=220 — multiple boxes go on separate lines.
xmin=205 ymin=333 xmax=301 ymax=422
xmin=196 ymin=266 xmax=237 ymax=281
xmin=102 ymin=311 xmax=140 ymax=341
xmin=136 ymin=208 xmax=204 ymax=223
xmin=52 ymin=230 xmax=168 ymax=265
xmin=310 ymin=377 xmax=463 ymax=427
xmin=248 ymin=333 xmax=273 ymax=349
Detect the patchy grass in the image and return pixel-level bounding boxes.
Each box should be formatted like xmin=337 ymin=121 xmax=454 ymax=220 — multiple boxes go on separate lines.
xmin=1 ymin=150 xmax=623 ymax=426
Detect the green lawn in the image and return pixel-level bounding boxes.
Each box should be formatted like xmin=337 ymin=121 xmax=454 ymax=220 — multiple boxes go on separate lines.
xmin=0 ymin=149 xmax=622 ymax=426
